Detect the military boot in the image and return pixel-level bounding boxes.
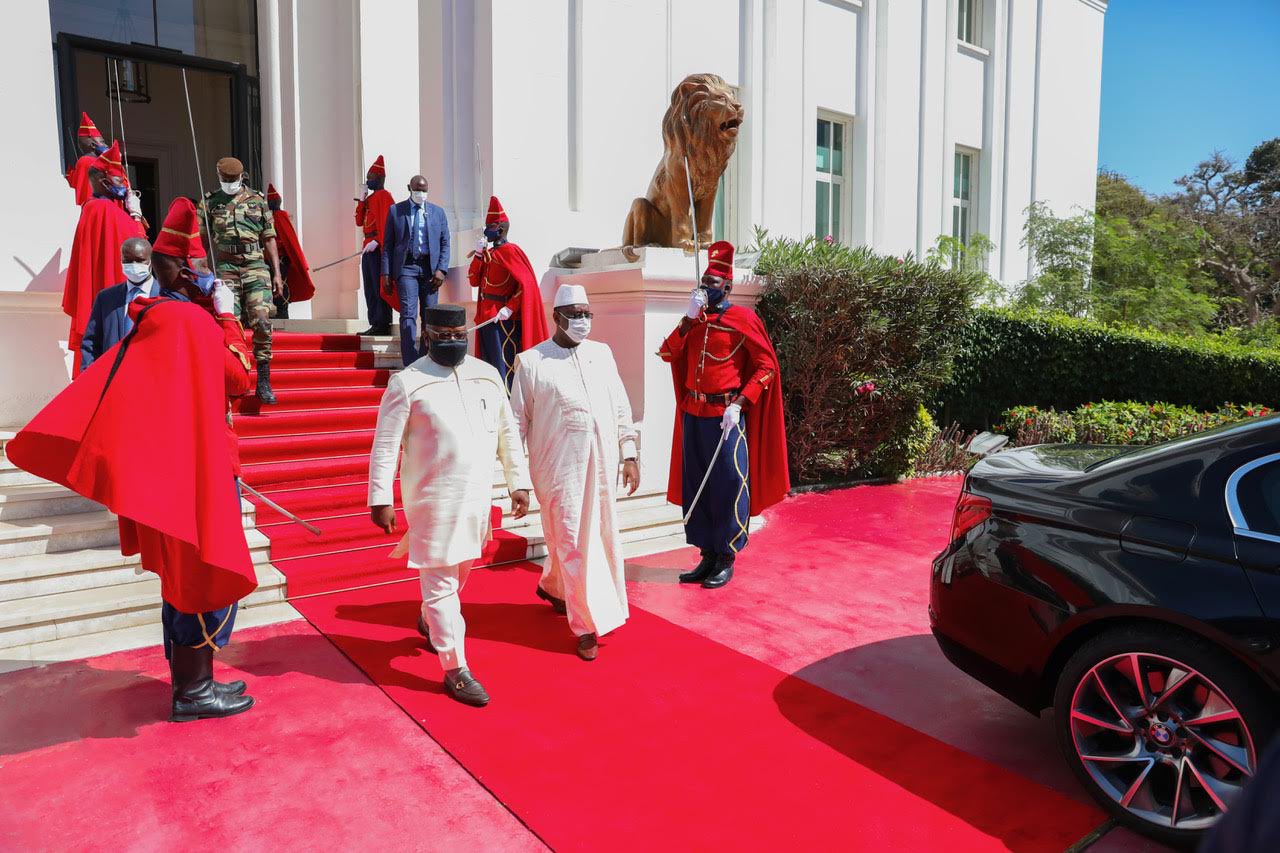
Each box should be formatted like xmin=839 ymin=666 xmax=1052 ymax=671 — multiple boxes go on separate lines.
xmin=256 ymin=361 xmax=277 ymax=405
xmin=170 ymin=645 xmax=255 ymax=722
xmin=701 ymin=553 xmax=736 ymax=589
xmin=679 ymin=549 xmax=717 ymax=584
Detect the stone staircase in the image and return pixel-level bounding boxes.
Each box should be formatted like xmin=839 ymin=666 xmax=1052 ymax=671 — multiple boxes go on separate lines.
xmin=0 ymin=432 xmax=295 ymax=674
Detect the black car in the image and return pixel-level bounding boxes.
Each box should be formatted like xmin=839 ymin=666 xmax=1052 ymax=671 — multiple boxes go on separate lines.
xmin=930 ymin=415 xmax=1280 ymax=847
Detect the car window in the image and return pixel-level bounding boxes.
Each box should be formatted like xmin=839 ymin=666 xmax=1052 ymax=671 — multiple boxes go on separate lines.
xmin=1087 ymin=415 xmax=1278 ymax=472
xmin=1235 ymin=461 xmax=1280 ymax=536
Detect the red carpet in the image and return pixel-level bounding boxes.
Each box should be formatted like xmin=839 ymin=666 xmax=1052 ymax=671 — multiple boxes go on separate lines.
xmin=233 ymin=333 xmax=527 ymax=598
xmin=0 ymin=620 xmax=539 ymax=850
xmin=294 ymin=562 xmax=1104 ymax=851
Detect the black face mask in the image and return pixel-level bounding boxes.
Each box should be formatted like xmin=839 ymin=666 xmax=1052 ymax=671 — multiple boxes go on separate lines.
xmin=428 ymin=338 xmax=468 ymax=367
xmin=367 ymin=178 xmax=384 ymax=191
xmin=702 ymin=285 xmax=728 ymax=308
xmin=268 ymin=199 xmax=282 ymax=211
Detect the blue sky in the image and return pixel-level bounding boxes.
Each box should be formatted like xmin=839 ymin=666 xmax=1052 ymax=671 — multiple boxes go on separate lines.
xmin=1098 ymin=0 xmax=1280 ymax=195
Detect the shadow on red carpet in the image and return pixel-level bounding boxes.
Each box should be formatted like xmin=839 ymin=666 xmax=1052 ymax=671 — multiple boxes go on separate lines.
xmin=294 ymin=561 xmax=1104 ymax=851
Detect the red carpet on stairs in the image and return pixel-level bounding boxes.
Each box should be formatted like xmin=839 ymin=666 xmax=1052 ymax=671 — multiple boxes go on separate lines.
xmin=234 ymin=332 xmax=527 ymax=598
xmin=293 ymin=562 xmax=1105 ymax=851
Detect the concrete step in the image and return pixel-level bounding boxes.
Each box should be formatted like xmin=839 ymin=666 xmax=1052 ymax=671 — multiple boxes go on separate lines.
xmin=0 ymin=457 xmax=42 ymax=488
xmin=0 ymin=501 xmax=258 ymax=560
xmin=0 ymin=599 xmax=301 ymax=675
xmin=0 ymin=482 xmax=103 ymax=522
xmin=0 ymin=563 xmax=288 ymax=650
xmin=0 ymin=528 xmax=274 ymax=603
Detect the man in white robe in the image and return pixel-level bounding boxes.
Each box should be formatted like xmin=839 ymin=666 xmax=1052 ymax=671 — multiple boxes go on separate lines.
xmin=369 ymin=303 xmax=532 ymax=705
xmin=510 ymin=284 xmax=640 ymax=661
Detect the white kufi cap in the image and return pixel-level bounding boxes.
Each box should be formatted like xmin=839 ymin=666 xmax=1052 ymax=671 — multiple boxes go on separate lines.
xmin=554 ymin=283 xmax=589 ymax=308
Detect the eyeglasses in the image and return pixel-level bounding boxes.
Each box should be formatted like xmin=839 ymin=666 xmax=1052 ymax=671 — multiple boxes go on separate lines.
xmin=559 ymin=310 xmax=593 ymax=320
xmin=426 ymin=328 xmax=467 ymax=342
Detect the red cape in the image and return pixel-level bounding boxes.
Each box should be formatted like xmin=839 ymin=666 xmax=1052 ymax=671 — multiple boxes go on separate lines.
xmin=65 ymin=154 xmax=96 ymax=205
xmin=6 ymin=300 xmax=257 ymax=613
xmin=470 ymin=242 xmax=549 ymax=356
xmin=62 ymin=198 xmax=145 ymax=374
xmin=355 ymin=189 xmax=397 ymax=310
xmin=666 ymin=304 xmax=791 ymax=515
xmin=272 ymin=208 xmax=314 ymax=302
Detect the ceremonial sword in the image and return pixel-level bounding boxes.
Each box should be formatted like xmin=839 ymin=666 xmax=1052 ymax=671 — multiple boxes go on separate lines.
xmin=238 ymin=480 xmax=323 ymax=537
xmin=311 ymin=250 xmax=364 ymax=273
xmin=682 ymin=420 xmax=734 ymax=525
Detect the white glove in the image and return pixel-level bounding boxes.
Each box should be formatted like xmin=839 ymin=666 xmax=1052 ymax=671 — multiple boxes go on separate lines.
xmin=211 ymin=280 xmax=235 ymax=316
xmin=686 ymin=287 xmax=708 ymax=319
xmin=362 ymin=240 xmax=379 ymax=254
xmin=496 ymin=306 xmax=513 ymax=322
xmin=126 ymin=190 xmax=142 ymax=218
xmin=720 ymin=402 xmax=742 ymax=437
xmin=475 ymin=237 xmax=488 ymax=254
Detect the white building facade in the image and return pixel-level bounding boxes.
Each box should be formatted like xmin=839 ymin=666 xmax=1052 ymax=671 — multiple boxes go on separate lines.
xmin=2 ymin=0 xmax=1106 ymax=426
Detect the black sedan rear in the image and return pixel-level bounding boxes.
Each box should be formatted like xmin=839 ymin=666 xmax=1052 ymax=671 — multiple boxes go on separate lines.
xmin=930 ymin=416 xmax=1280 ymax=847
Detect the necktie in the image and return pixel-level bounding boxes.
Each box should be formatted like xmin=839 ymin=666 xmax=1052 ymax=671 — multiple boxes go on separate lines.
xmin=124 ymin=285 xmax=146 ymax=333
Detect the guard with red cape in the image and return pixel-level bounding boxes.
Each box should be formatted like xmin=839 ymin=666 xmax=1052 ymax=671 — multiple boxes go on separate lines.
xmin=9 ymin=197 xmax=259 ymax=722
xmin=467 ymin=195 xmax=549 ymax=390
xmin=355 ymin=154 xmax=396 ymax=335
xmin=62 ymin=141 xmax=146 ymax=375
xmin=64 ymin=112 xmax=109 ymax=206
xmin=658 ymin=240 xmax=790 ymax=589
xmin=266 ymin=183 xmax=314 ymax=318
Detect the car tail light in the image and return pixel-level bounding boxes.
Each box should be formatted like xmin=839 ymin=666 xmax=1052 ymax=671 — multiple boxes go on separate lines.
xmin=950 ymin=492 xmax=992 ymax=543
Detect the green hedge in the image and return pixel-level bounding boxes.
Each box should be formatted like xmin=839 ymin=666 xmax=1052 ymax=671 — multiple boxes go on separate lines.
xmin=936 ymin=309 xmax=1280 ymax=428
xmin=997 ymin=401 xmax=1272 ymax=447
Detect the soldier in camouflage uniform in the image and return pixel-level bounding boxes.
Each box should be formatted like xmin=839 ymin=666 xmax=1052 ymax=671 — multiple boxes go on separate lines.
xmin=197 ymin=156 xmax=285 ymax=404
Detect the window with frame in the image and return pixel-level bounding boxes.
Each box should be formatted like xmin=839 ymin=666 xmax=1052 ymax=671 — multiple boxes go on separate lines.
xmin=1233 ymin=459 xmax=1280 ymax=538
xmin=712 ymin=87 xmax=740 ymax=244
xmin=952 ymin=149 xmax=976 ymax=247
xmin=957 ymin=0 xmax=982 ymax=46
xmin=815 ymin=115 xmax=848 ymax=243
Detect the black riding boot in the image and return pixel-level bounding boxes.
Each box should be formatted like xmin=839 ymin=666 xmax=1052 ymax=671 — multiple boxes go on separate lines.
xmin=701 ymin=553 xmax=735 ymax=589
xmin=170 ymin=645 xmax=255 ymax=722
xmin=255 ymin=361 xmax=277 ymax=405
xmin=679 ymin=549 xmax=717 ymax=584
xmin=169 ymin=654 xmax=246 ymax=698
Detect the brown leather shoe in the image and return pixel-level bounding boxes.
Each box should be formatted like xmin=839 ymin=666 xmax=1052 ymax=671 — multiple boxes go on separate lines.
xmin=416 ymin=614 xmax=436 ymax=653
xmin=443 ymin=669 xmax=490 ymax=707
xmin=576 ymin=633 xmax=598 ymax=661
xmin=536 ymin=585 xmax=568 ymax=615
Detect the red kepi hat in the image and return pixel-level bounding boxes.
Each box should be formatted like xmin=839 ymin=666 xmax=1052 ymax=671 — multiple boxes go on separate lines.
xmin=266 ymin=183 xmax=282 ymax=204
xmin=78 ymin=111 xmax=102 ymax=139
xmin=366 ymin=155 xmax=386 ymax=178
xmin=93 ymin=141 xmax=126 ymax=179
xmin=705 ymin=240 xmax=735 ymax=281
xmin=153 ymin=197 xmax=206 ymax=260
xmin=485 ymin=195 xmax=508 ymax=226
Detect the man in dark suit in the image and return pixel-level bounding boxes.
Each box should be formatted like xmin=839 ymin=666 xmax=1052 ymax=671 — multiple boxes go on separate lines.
xmin=381 ymin=174 xmax=451 ymax=365
xmin=80 ymin=236 xmax=161 ymax=372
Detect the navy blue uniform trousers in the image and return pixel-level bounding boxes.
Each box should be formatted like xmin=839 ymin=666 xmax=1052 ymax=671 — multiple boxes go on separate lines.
xmin=478 ymin=317 xmax=520 ymax=391
xmin=681 ymin=411 xmax=750 ymax=555
xmin=160 ymin=479 xmax=241 ymax=658
xmin=362 ymin=249 xmax=392 ymax=329
xmin=396 ymin=261 xmax=439 ymax=365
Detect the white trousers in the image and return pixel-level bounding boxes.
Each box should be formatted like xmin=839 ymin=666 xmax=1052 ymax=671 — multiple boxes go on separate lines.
xmin=418 ymin=560 xmax=474 ymax=671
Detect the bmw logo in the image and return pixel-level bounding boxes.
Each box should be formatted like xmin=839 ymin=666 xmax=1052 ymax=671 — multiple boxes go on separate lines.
xmin=1150 ymin=723 xmax=1173 ymax=745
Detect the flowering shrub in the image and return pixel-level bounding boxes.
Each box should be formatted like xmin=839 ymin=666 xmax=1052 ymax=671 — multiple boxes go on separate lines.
xmin=751 ymin=229 xmax=986 ymax=482
xmin=996 ymin=400 xmax=1273 ymax=447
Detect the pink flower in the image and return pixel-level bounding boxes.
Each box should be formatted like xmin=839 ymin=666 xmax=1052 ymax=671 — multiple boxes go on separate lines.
xmin=823 ymin=234 xmax=835 ymax=245
xmin=856 ymin=381 xmax=876 ymax=396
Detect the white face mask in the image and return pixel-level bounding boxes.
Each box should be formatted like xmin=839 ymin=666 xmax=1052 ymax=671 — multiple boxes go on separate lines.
xmin=409 ymin=190 xmax=428 ymax=205
xmin=122 ymin=262 xmax=151 ymax=284
xmin=564 ymin=316 xmax=591 ymax=344
xmin=220 ymin=179 xmax=242 ymax=195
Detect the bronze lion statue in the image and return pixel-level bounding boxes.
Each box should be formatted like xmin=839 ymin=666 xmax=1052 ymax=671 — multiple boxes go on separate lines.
xmin=622 ymin=73 xmax=743 ymax=250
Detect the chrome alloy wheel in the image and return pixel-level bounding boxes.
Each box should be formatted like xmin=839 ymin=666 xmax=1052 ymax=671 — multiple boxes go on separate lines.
xmin=1069 ymin=652 xmax=1257 ymax=831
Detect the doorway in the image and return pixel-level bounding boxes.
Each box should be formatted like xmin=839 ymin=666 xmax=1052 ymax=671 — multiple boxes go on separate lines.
xmin=56 ymin=34 xmax=253 ymax=240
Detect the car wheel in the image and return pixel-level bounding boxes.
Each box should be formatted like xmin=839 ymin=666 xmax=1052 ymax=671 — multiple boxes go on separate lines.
xmin=1053 ymin=625 xmax=1276 ymax=847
